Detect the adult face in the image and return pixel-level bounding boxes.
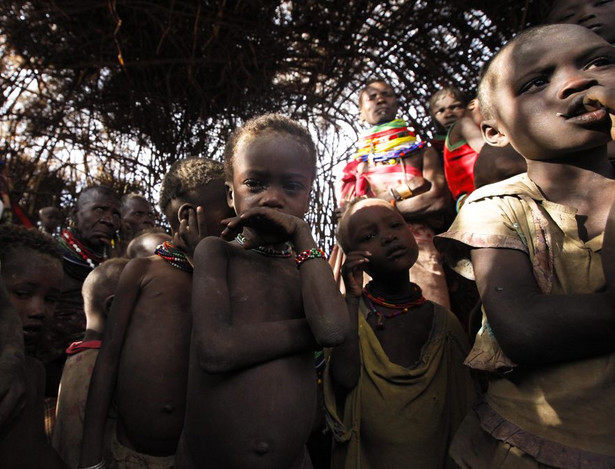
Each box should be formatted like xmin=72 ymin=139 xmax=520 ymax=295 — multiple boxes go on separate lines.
xmin=359 ymin=81 xmax=399 ymax=126
xmin=121 ymin=197 xmax=155 ymax=236
xmin=74 ymin=189 xmax=121 ymax=248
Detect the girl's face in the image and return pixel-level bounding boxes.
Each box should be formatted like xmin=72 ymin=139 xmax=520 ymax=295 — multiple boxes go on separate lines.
xmin=2 ymin=249 xmax=62 ymax=355
xmin=344 ymin=201 xmax=418 ymax=277
xmin=226 ymin=132 xmax=314 ymax=219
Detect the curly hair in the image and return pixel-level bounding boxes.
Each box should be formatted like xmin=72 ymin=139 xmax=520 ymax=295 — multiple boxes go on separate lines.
xmin=158 ymin=157 xmax=225 ymax=213
xmin=0 ymin=224 xmax=62 ymax=265
xmin=223 ymin=113 xmax=317 ymax=182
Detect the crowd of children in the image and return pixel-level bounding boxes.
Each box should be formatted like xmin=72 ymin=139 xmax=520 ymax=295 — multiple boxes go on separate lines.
xmin=0 ymin=2 xmax=614 ymax=468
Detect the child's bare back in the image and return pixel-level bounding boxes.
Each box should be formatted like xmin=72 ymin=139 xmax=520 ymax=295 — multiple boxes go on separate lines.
xmin=113 ymin=255 xmax=192 ymax=455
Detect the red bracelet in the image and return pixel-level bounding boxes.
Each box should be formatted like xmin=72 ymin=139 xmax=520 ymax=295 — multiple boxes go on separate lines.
xmin=295 ymin=248 xmax=327 ymax=269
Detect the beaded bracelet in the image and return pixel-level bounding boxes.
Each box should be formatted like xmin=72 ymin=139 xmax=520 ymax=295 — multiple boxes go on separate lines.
xmin=296 ymin=247 xmax=327 ymax=269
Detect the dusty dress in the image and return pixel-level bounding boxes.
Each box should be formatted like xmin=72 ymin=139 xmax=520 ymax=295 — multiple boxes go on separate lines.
xmin=323 ymin=300 xmax=477 ymax=469
xmin=434 ymin=173 xmax=615 ymax=468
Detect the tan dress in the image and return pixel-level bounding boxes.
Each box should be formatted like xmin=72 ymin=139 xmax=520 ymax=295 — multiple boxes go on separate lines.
xmin=435 ymin=173 xmax=615 ymax=468
xmin=323 ymin=300 xmax=477 ymax=469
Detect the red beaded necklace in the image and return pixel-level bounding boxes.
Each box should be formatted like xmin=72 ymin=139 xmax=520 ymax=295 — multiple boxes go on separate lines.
xmin=363 ymin=284 xmax=426 ymax=329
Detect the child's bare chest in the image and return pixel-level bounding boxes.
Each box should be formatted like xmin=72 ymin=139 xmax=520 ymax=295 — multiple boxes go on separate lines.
xmin=228 ymin=256 xmax=304 ymax=321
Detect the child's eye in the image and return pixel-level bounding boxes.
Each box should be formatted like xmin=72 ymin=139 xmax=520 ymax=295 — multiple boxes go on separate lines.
xmin=359 ymin=233 xmax=376 ymax=242
xmin=519 ymin=77 xmax=548 ymax=94
xmin=595 ymin=0 xmax=613 ymax=6
xmin=244 ymin=179 xmax=265 ymax=191
xmin=586 ymin=56 xmax=614 ymax=70
xmin=283 ymin=182 xmax=304 ymax=192
xmin=391 ymin=222 xmax=404 ymax=229
xmin=13 ymin=289 xmax=33 ymax=300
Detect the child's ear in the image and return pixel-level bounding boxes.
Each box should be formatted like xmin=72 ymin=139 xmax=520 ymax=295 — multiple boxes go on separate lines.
xmin=225 ymin=182 xmax=234 ymax=209
xmin=481 ymin=120 xmax=509 ymax=147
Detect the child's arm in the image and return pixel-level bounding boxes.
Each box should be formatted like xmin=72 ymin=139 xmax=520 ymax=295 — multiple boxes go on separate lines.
xmin=222 ymin=207 xmax=349 ymax=346
xmin=395 ymin=147 xmax=452 ymax=220
xmin=193 ymin=236 xmax=324 ymax=374
xmin=471 ymin=247 xmax=615 ymax=365
xmin=79 ymin=258 xmax=145 ymax=467
xmin=458 ymin=115 xmax=485 ymax=153
xmin=329 ymin=251 xmax=370 ymax=392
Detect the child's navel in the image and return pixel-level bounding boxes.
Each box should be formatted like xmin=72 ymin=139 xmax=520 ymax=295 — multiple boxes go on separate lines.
xmin=253 ymin=440 xmax=271 ymax=454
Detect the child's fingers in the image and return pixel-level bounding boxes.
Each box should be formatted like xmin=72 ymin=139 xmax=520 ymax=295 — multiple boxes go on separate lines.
xmin=584 ymin=86 xmax=615 ymax=113
xmin=195 ymin=206 xmax=207 ymax=237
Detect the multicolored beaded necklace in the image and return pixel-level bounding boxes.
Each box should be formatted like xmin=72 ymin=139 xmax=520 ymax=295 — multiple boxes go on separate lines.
xmin=354 ymin=119 xmax=426 ymax=164
xmin=154 ymin=241 xmax=193 ymax=273
xmin=59 ymin=229 xmax=106 ymax=269
xmin=363 ymin=282 xmax=427 ymax=329
xmin=235 ymin=233 xmax=294 ymax=258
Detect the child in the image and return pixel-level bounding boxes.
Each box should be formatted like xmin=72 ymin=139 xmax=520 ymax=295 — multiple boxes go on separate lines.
xmin=80 ymin=157 xmax=233 ymax=469
xmin=52 ymin=258 xmax=129 ymax=468
xmin=175 ymin=114 xmax=349 ymax=469
xmin=0 ymin=224 xmax=66 ymax=468
xmin=125 ymin=228 xmax=172 ymax=258
xmin=443 ymin=98 xmax=485 ymax=208
xmin=434 ymin=24 xmax=615 ymax=468
xmin=324 ymin=197 xmax=477 ymax=469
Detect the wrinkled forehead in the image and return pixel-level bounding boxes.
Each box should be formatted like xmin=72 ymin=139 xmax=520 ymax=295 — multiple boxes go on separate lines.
xmin=78 ymin=190 xmax=119 ymax=209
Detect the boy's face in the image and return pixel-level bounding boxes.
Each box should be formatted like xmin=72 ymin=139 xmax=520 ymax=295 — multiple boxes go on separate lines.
xmin=75 ymin=190 xmax=121 ymax=247
xmin=548 ymin=0 xmax=615 ymax=44
xmin=166 ymin=179 xmax=232 ymax=237
xmin=121 ymin=197 xmax=155 ymax=235
xmin=226 ymin=132 xmax=313 ymax=219
xmin=359 ymin=82 xmax=399 ymax=125
xmin=344 ymin=201 xmax=418 ymax=277
xmin=2 ymin=250 xmax=62 ymax=355
xmin=432 ymin=93 xmax=465 ymax=130
xmin=483 ymin=25 xmax=615 ymax=161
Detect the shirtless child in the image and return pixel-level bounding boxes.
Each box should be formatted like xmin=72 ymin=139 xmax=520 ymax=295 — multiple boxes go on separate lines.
xmin=176 ymin=114 xmax=349 ymax=469
xmin=80 ymin=157 xmax=232 ymax=469
xmin=435 ymin=25 xmax=615 ymax=468
xmin=325 ymin=198 xmax=477 ymax=469
xmin=53 ymin=258 xmax=129 ymax=468
xmin=0 ymin=225 xmax=66 ymax=469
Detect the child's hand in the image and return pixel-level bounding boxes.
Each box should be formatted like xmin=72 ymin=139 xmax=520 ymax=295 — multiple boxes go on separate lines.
xmin=221 ymin=207 xmax=303 ymax=249
xmin=584 ymin=86 xmax=615 ymax=140
xmin=174 ymin=204 xmax=207 ymax=257
xmin=341 ymin=251 xmax=370 ymax=297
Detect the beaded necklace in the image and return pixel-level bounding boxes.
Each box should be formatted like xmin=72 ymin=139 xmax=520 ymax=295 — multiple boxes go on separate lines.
xmin=354 ymin=119 xmax=425 ymax=163
xmin=235 ymin=233 xmax=294 ymax=258
xmin=59 ymin=229 xmax=106 ymax=269
xmin=363 ymin=282 xmax=426 ymax=329
xmin=154 ymin=241 xmax=193 ymax=273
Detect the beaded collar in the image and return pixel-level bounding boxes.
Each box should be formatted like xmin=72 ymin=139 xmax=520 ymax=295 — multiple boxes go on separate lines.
xmin=235 ymin=233 xmax=294 ymax=258
xmin=59 ymin=229 xmax=106 ymax=269
xmin=154 ymin=241 xmax=193 ymax=273
xmin=353 ymin=119 xmax=425 ymax=164
xmin=363 ymin=282 xmax=426 ymax=329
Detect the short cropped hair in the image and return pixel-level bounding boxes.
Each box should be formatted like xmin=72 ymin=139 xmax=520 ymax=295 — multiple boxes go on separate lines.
xmin=158 ymin=157 xmax=225 ymax=213
xmin=77 ymin=185 xmax=120 ymax=208
xmin=0 ymin=224 xmax=62 ymax=264
xmin=121 ymin=193 xmax=151 ymax=212
xmin=223 ymin=113 xmax=317 ymax=182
